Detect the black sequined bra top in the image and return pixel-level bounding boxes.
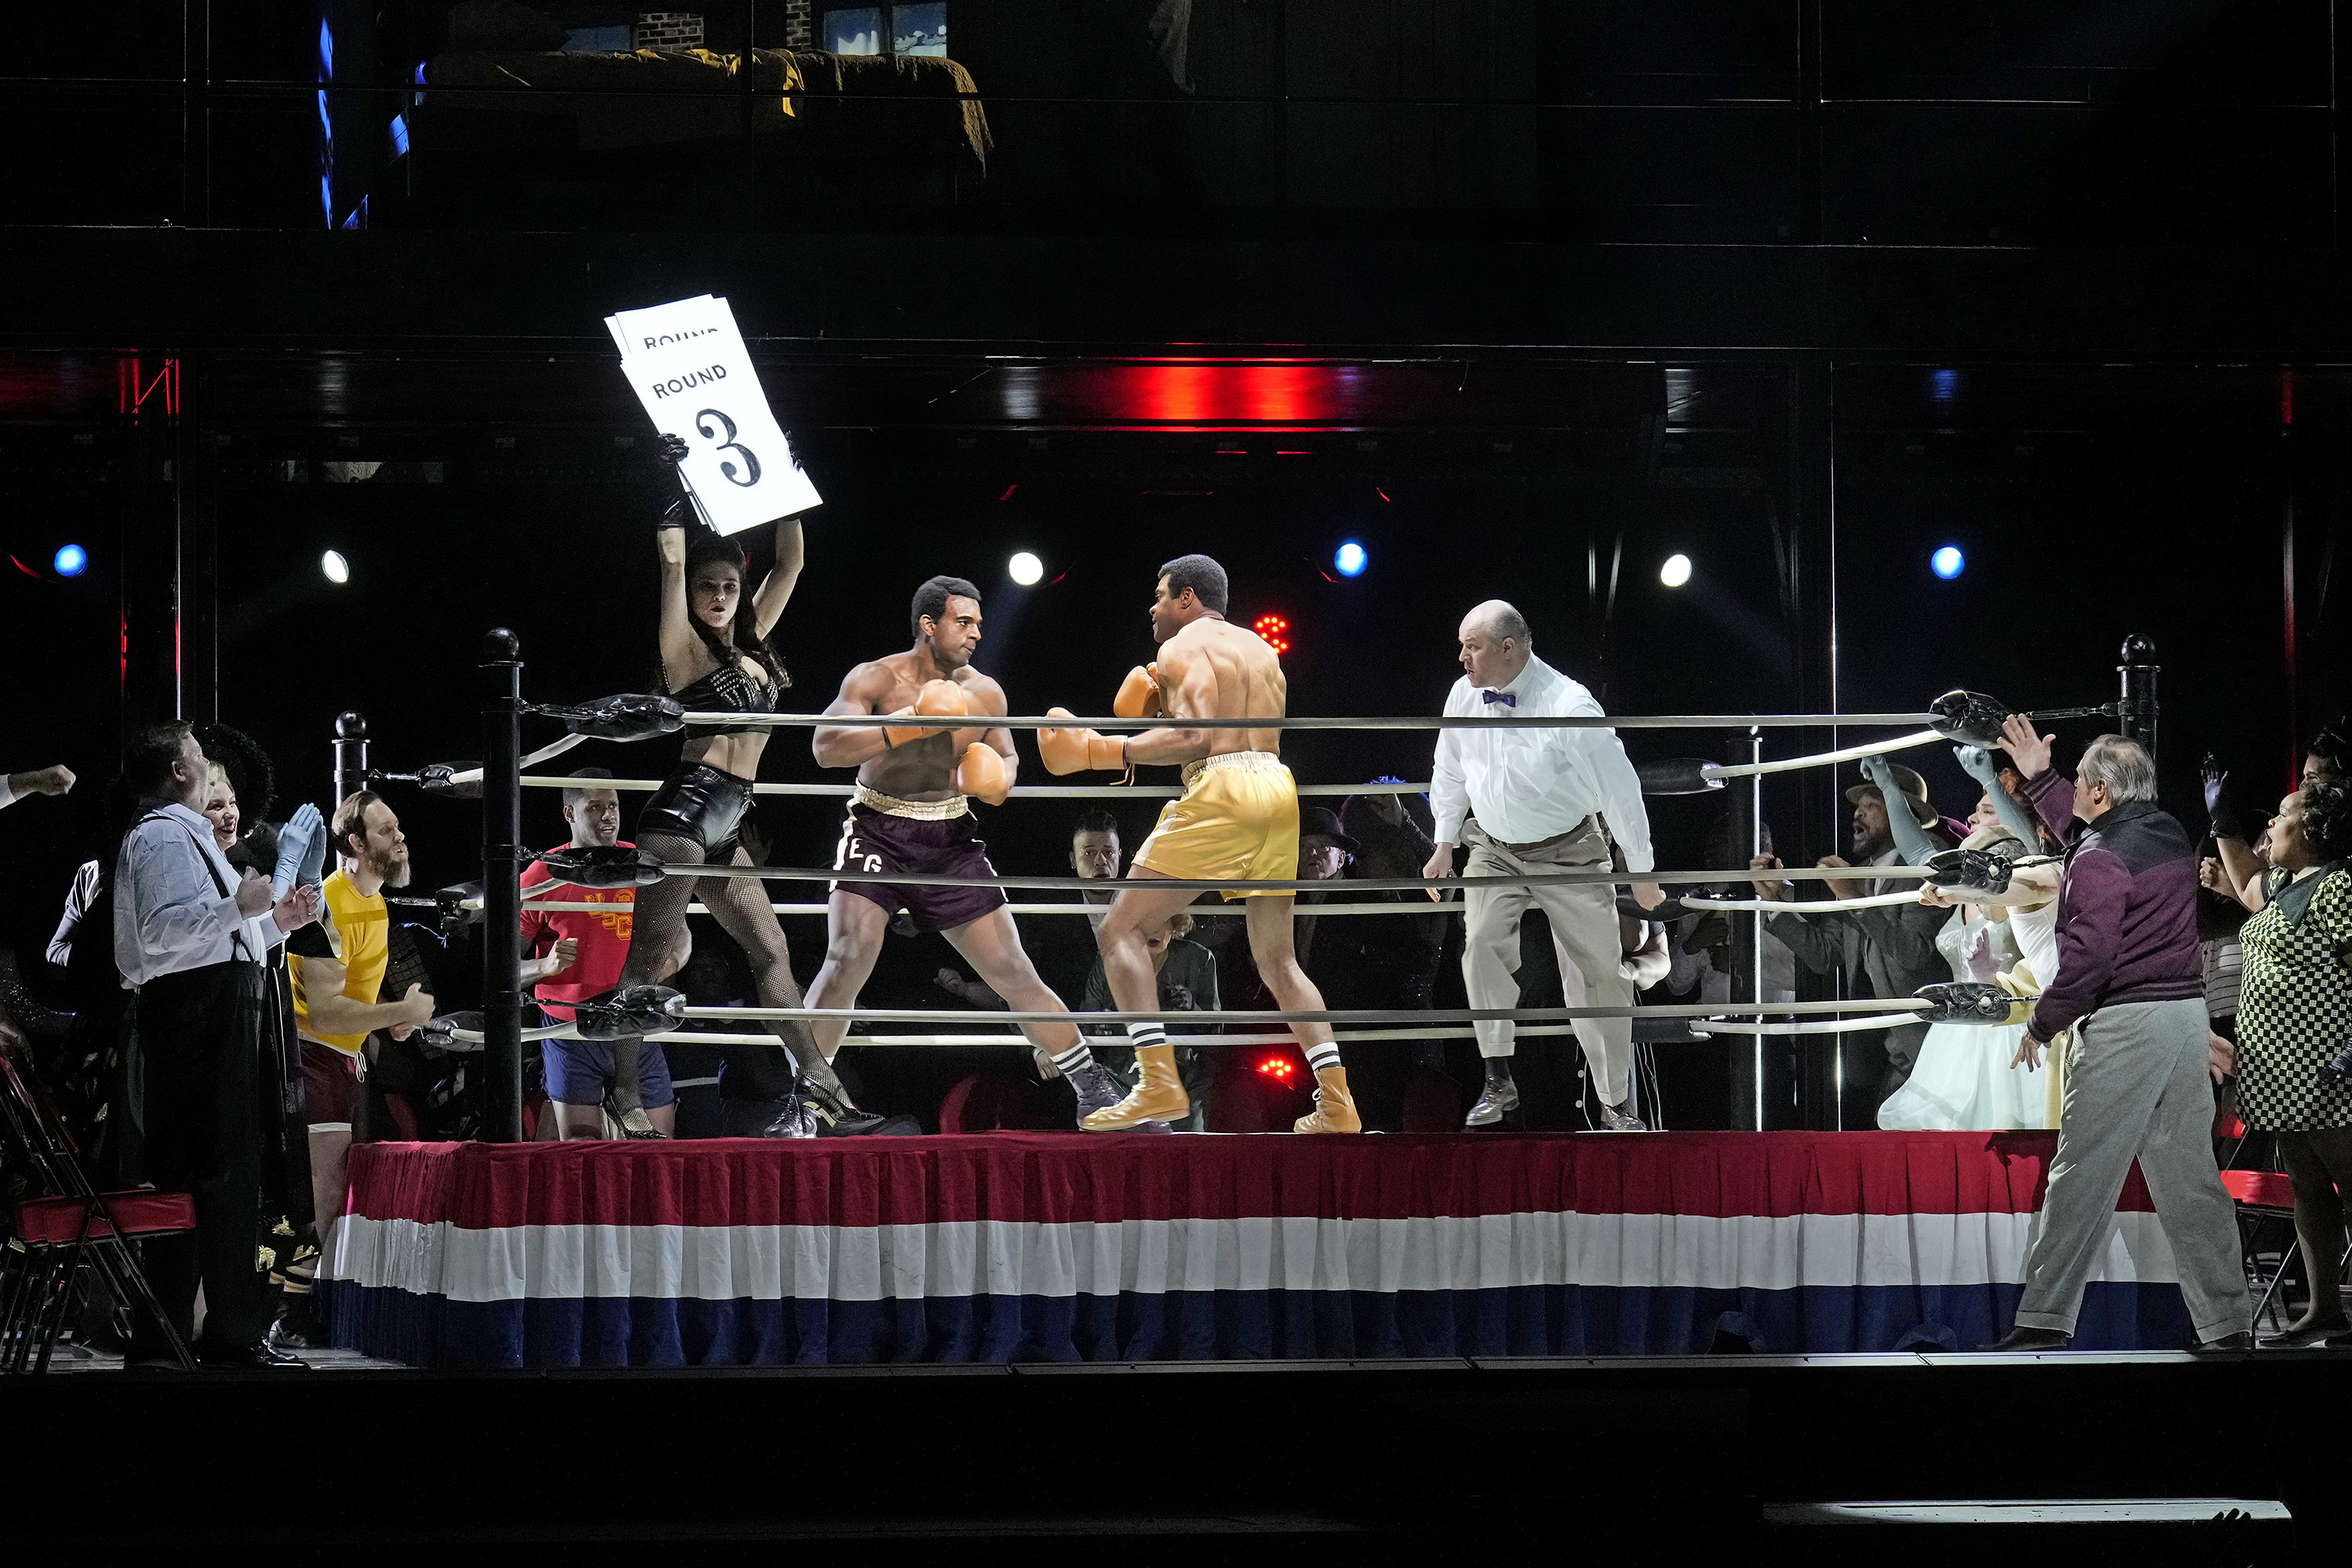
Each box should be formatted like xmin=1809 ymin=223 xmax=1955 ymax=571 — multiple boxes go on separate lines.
xmin=672 ymin=659 xmax=779 ymax=739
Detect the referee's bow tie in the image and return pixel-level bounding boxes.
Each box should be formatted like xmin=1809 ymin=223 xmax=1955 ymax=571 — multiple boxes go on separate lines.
xmin=1479 ymin=690 xmax=1517 ymax=707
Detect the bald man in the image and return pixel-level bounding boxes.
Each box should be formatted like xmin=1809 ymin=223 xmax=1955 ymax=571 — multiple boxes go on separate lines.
xmin=1425 ymin=601 xmax=1662 ymax=1130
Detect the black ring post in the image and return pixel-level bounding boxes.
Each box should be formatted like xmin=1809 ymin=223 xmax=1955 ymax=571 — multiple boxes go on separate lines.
xmin=332 ymin=710 xmax=368 ymax=806
xmin=481 ymin=629 xmax=524 ymax=1142
xmin=2118 ymin=633 xmax=2160 ymax=765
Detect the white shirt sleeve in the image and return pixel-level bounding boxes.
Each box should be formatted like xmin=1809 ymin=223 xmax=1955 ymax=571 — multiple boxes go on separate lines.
xmin=118 ymin=825 xmax=239 ymax=978
xmin=1575 ymin=721 xmax=1655 ymax=873
xmin=1431 ymin=681 xmax=1471 ymax=842
xmin=0 ymin=775 xmax=16 ymax=811
xmin=46 ymin=860 xmax=99 ymax=967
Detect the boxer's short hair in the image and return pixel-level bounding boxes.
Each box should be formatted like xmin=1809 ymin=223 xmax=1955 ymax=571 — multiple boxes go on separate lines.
xmin=1157 ymin=554 xmax=1228 ymax=615
xmin=912 ymin=575 xmax=982 ymax=637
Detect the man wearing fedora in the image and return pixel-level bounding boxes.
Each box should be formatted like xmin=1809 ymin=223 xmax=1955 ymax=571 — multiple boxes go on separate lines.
xmin=1750 ymin=760 xmax=1955 ymax=1122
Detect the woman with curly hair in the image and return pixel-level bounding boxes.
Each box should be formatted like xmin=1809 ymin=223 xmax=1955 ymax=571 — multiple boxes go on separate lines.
xmin=2231 ymin=776 xmax=2352 ymax=1345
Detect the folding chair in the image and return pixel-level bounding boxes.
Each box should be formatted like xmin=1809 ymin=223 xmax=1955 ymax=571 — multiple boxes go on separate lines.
xmin=2220 ymin=1167 xmax=2351 ymax=1341
xmin=0 ymin=1049 xmax=197 ymax=1373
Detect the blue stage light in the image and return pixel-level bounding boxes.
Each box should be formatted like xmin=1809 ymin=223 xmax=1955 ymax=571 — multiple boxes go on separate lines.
xmin=1334 ymin=541 xmax=1367 ymax=578
xmin=53 ymin=543 xmax=86 ymax=577
xmin=1932 ymin=545 xmax=1965 ymax=580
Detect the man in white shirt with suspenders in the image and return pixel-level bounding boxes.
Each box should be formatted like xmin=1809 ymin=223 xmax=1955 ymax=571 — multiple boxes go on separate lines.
xmin=114 ymin=720 xmax=319 ymax=1369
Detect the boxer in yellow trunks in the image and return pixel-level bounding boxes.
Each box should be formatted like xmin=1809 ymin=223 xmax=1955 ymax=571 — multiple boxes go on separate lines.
xmin=1040 ymin=553 xmax=1360 ymax=1133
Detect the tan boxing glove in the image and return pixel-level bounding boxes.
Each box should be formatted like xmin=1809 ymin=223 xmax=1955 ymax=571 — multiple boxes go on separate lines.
xmin=1037 ymin=708 xmax=1130 ymax=775
xmin=955 ymin=742 xmax=1011 ymax=805
xmin=884 ymin=678 xmax=969 ymax=748
xmin=1113 ymin=663 xmax=1163 ymax=720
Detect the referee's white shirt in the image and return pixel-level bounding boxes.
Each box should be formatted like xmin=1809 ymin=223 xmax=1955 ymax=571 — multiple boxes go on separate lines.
xmin=1431 ymin=655 xmax=1655 ymax=871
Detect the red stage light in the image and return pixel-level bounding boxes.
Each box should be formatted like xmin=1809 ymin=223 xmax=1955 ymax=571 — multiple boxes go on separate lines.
xmin=1256 ymin=1054 xmax=1298 ymax=1080
xmin=1252 ymin=613 xmax=1290 ymax=655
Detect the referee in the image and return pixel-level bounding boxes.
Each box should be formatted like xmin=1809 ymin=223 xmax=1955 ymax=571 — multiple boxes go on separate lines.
xmin=114 ymin=721 xmax=319 ymax=1369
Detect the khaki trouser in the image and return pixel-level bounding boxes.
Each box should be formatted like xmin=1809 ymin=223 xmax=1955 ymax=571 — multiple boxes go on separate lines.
xmin=1460 ymin=817 xmax=1633 ymax=1106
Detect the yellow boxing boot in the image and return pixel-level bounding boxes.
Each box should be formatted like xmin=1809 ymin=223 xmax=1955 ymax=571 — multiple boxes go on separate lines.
xmin=1082 ymin=1043 xmax=1191 ymax=1131
xmin=1293 ymin=1063 xmax=1363 ymax=1134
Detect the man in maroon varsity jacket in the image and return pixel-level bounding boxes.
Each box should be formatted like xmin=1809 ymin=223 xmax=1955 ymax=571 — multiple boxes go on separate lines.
xmin=1980 ymin=726 xmax=2249 ymax=1352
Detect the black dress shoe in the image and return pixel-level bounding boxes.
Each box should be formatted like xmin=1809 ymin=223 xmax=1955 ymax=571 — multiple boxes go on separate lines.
xmin=1977 ymin=1325 xmax=2072 ymax=1352
xmin=197 ymin=1339 xmax=311 ymax=1370
xmin=2191 ymin=1331 xmax=2253 ymax=1352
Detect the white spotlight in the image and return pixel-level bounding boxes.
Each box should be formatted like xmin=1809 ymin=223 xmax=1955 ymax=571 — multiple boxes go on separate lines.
xmin=1659 ymin=553 xmax=1692 ymax=589
xmin=321 ymin=550 xmax=350 ymax=585
xmin=1008 ymin=550 xmax=1044 ymax=586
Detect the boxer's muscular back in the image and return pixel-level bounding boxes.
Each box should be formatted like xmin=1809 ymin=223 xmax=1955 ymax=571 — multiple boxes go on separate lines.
xmin=1162 ymin=619 xmax=1287 ymax=756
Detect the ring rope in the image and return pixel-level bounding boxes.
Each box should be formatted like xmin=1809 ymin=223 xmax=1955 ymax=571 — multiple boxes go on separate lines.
xmin=677 ymin=710 xmax=1937 ymax=732
xmin=450 ymin=1021 xmax=1620 ymax=1049
xmin=1679 ymin=890 xmax=1923 ymax=913
xmin=610 ymin=864 xmax=1936 ymax=892
xmin=1691 ymin=1014 xmax=1928 ymax=1036
xmin=515 ymin=898 xmax=1468 ymax=916
xmin=442 ymin=733 xmax=589 ymax=791
xmin=521 ymin=774 xmax=1431 ymax=799
xmin=673 ymin=1000 xmax=1933 ymax=1025
xmin=1700 ymin=728 xmax=1945 ymax=782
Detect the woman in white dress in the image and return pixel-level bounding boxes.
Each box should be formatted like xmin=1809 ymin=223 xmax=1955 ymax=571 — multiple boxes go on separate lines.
xmin=1869 ymin=747 xmax=2061 ymax=1130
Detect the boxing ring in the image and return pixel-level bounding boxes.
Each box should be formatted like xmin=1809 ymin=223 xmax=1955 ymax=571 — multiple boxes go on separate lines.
xmin=314 ymin=633 xmax=2180 ymax=1367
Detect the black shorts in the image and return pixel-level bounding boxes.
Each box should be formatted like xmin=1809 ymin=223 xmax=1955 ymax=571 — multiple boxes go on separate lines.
xmin=831 ymin=804 xmax=1007 ymax=933
xmin=640 ymin=763 xmax=754 ymax=856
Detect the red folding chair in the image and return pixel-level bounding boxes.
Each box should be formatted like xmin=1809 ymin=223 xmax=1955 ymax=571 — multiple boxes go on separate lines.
xmin=0 ymin=1049 xmax=198 ymax=1373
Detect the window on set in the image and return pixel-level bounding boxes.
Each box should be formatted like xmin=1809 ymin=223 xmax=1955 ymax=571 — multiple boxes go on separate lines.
xmin=822 ymin=4 xmax=947 ymax=56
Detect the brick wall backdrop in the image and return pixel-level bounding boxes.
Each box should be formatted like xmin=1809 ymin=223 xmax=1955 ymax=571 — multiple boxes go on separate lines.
xmin=634 ymin=12 xmax=706 ymax=49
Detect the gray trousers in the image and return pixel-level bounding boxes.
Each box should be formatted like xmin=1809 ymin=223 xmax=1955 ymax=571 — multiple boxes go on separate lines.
xmin=2014 ymin=997 xmax=2249 ymax=1341
xmin=1460 ymin=818 xmax=1632 ymax=1105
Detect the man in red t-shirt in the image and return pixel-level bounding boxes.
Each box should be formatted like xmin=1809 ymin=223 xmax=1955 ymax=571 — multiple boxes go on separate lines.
xmin=521 ymin=768 xmax=673 ymax=1138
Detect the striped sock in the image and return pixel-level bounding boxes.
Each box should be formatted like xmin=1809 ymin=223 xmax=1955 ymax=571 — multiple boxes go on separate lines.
xmin=1049 ymin=1040 xmax=1095 ymax=1075
xmin=1126 ymin=1020 xmax=1168 ymax=1052
xmin=1302 ymin=1041 xmax=1342 ymax=1075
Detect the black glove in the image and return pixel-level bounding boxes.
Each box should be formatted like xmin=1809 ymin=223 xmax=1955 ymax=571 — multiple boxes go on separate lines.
xmin=2201 ymin=754 xmax=2244 ymax=842
xmin=657 ymin=433 xmax=688 ymax=464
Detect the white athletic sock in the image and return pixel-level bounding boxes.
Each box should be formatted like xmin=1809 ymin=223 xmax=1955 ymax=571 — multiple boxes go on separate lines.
xmin=1302 ymin=1042 xmax=1342 ymax=1075
xmin=1049 ymin=1041 xmax=1095 ymax=1075
xmin=1126 ymin=1020 xmax=1168 ymax=1052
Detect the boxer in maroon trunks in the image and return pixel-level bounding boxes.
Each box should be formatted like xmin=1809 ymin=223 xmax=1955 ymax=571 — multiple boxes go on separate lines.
xmin=804 ymin=575 xmax=1127 ymax=1124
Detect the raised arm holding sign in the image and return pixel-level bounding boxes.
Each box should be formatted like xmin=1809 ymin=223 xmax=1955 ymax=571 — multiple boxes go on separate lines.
xmin=608 ymin=295 xmax=822 ymax=535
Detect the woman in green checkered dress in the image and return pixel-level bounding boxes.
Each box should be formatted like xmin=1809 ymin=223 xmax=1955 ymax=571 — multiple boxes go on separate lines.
xmin=2233 ymin=778 xmax=2352 ymax=1345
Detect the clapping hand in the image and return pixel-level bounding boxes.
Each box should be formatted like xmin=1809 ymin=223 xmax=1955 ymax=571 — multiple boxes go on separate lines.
xmin=544 ymin=937 xmax=579 ymax=979
xmin=1998 ymin=714 xmax=2054 ymax=780
xmin=1748 ymin=852 xmax=1791 ymax=902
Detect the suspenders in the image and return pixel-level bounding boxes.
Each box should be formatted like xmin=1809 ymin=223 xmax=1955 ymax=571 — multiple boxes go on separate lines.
xmin=136 ymin=810 xmax=254 ymax=963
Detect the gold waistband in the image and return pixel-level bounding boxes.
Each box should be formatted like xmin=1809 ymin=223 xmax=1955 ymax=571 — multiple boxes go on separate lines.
xmin=854 ymin=783 xmax=970 ymax=820
xmin=1180 ymin=750 xmax=1287 ymax=788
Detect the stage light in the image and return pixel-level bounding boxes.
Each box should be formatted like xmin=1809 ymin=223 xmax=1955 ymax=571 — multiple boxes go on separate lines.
xmin=1932 ymin=545 xmax=1965 ymax=580
xmin=52 ymin=543 xmax=86 ymax=577
xmin=1008 ymin=550 xmax=1044 ymax=586
xmin=1659 ymin=553 xmax=1692 ymax=589
xmin=1252 ymin=613 xmax=1290 ymax=655
xmin=1334 ymin=541 xmax=1367 ymax=578
xmin=1256 ymin=1054 xmax=1298 ymax=1082
xmin=321 ymin=550 xmax=350 ymax=584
